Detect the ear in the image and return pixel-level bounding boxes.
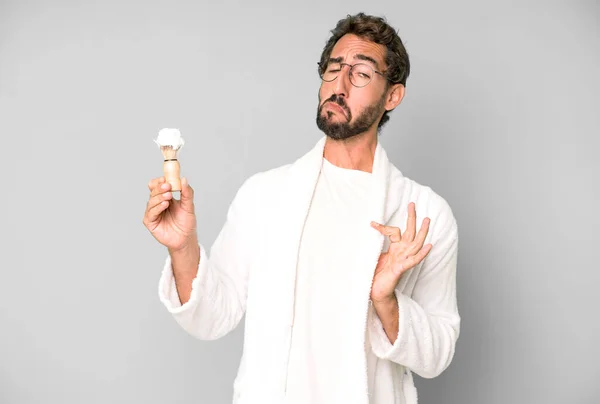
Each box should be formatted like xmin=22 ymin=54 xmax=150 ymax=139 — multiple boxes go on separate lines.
xmin=384 ymin=83 xmax=405 ymax=111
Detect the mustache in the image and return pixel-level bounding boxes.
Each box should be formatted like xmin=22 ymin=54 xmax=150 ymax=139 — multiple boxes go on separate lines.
xmin=320 ymin=94 xmax=351 ymax=117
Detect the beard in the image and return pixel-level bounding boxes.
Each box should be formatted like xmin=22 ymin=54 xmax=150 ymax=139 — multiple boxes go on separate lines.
xmin=316 ymin=93 xmax=386 ymax=141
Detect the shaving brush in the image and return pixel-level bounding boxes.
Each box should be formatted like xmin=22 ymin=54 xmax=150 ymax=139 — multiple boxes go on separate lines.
xmin=154 ymin=128 xmax=185 ymax=192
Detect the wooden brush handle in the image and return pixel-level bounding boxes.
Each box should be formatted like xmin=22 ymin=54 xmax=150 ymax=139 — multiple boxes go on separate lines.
xmin=163 ymin=160 xmax=181 ymax=191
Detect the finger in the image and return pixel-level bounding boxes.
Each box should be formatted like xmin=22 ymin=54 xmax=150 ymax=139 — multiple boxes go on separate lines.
xmin=374 ymin=223 xmax=402 ymax=243
xmin=145 ymin=199 xmax=170 ymax=224
xmin=147 ymin=191 xmax=173 ymax=211
xmin=407 ymin=217 xmax=431 ymax=256
xmin=404 ymin=202 xmax=417 ymax=241
xmin=149 ymin=178 xmax=171 ymax=197
xmin=415 ymin=217 xmax=431 ymax=245
xmin=414 ymin=243 xmax=433 ymax=264
xmin=371 ymin=222 xmax=401 ymax=242
xmin=179 ymin=177 xmax=195 ymax=213
xmin=152 ymin=182 xmax=171 ymax=198
xmin=148 ymin=176 xmax=165 ymax=192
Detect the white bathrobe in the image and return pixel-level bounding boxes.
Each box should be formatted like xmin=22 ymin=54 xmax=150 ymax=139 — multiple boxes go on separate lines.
xmin=158 ymin=135 xmax=460 ymax=404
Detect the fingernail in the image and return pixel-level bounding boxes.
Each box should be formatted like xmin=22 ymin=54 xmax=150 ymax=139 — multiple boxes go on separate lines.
xmin=161 ymin=183 xmax=168 ymax=190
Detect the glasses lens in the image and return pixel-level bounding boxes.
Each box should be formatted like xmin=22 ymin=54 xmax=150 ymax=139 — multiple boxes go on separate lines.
xmin=350 ymin=64 xmax=373 ymax=87
xmin=321 ymin=63 xmax=341 ymax=82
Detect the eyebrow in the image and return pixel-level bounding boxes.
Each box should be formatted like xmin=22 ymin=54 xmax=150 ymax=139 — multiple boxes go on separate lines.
xmin=328 ymin=54 xmax=381 ymax=70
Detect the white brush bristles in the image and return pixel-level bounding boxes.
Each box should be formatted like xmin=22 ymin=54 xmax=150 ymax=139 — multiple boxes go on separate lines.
xmin=155 ymin=128 xmax=185 ymax=160
xmin=155 ymin=128 xmax=185 ymax=150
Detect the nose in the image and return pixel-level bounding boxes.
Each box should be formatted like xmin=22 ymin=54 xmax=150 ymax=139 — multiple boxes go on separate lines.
xmin=333 ymin=64 xmax=351 ymax=98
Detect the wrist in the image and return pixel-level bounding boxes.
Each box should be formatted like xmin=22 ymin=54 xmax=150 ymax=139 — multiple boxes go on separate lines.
xmin=371 ymin=293 xmax=400 ymax=344
xmin=169 ymin=236 xmax=198 ymax=255
xmin=169 ymin=239 xmax=199 ymax=264
xmin=371 ymin=293 xmax=398 ymax=311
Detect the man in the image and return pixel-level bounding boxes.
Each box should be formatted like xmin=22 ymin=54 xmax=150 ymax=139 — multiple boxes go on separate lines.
xmin=143 ymin=12 xmax=460 ymax=404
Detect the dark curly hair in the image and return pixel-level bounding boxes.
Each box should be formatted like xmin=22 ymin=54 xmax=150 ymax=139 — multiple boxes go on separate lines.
xmin=318 ymin=13 xmax=410 ymax=129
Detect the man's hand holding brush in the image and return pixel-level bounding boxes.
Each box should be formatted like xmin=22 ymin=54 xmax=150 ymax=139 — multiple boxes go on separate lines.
xmin=143 ymin=176 xmax=199 ymax=305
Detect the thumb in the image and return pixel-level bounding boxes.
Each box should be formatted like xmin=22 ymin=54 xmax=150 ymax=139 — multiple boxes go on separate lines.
xmin=180 ymin=177 xmax=195 ymax=211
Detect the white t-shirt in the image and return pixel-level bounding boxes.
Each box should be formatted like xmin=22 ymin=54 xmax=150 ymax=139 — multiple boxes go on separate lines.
xmin=285 ymin=156 xmax=373 ymax=403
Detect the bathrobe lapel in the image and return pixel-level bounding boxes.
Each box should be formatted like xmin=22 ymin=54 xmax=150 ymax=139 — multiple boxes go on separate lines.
xmin=269 ymin=135 xmax=405 ymax=401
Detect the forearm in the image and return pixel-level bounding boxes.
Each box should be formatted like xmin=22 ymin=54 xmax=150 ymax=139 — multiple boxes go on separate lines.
xmin=160 ymin=240 xmax=248 ymax=341
xmin=169 ymin=240 xmax=200 ymax=305
xmin=368 ymin=290 xmax=460 ymax=378
xmin=368 ymin=203 xmax=460 ymax=378
xmin=372 ymin=295 xmax=399 ymax=344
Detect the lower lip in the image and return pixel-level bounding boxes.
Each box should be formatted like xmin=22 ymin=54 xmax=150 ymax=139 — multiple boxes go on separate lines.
xmin=325 ymin=103 xmax=346 ymax=116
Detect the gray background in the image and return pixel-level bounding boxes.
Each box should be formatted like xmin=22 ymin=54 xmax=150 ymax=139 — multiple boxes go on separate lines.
xmin=1 ymin=0 xmax=599 ymax=403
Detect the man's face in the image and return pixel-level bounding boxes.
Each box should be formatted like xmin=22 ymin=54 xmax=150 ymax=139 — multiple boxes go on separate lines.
xmin=316 ymin=34 xmax=390 ymax=141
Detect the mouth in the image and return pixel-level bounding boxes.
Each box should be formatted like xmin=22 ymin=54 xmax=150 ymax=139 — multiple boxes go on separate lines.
xmin=324 ymin=102 xmax=348 ymax=118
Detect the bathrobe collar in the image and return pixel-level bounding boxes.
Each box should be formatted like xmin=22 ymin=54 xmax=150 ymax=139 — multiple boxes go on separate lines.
xmin=271 ymin=134 xmax=406 ymax=402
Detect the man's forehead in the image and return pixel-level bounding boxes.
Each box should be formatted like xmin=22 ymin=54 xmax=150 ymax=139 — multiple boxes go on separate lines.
xmin=329 ymin=35 xmax=386 ymax=68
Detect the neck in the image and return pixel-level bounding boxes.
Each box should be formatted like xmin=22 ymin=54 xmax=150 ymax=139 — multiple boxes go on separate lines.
xmin=323 ymin=132 xmax=378 ymax=173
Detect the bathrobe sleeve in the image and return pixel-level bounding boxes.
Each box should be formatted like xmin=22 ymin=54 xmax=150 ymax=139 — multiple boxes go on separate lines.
xmin=368 ymin=196 xmax=460 ymax=379
xmin=157 ymin=173 xmax=262 ymax=340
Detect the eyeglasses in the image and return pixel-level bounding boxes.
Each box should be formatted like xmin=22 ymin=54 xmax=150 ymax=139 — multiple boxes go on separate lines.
xmin=318 ymin=62 xmax=388 ymax=88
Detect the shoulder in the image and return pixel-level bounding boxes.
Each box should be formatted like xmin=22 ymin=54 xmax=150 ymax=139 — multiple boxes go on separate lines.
xmin=239 ymin=163 xmax=293 ymax=194
xmin=393 ymin=169 xmax=458 ymax=239
xmin=229 ymin=163 xmax=293 ymax=210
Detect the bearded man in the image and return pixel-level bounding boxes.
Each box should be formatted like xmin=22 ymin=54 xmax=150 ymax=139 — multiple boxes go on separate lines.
xmin=143 ymin=12 xmax=460 ymax=404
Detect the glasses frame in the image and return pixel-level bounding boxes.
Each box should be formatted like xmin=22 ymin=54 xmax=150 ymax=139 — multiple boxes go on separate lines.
xmin=318 ymin=61 xmax=389 ymax=88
